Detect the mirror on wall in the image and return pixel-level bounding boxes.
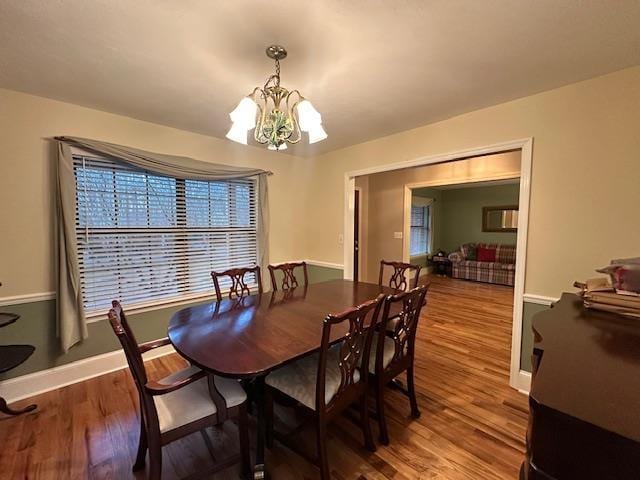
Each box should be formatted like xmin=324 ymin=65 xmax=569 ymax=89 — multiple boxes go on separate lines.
xmin=482 ymin=205 xmax=519 ymax=232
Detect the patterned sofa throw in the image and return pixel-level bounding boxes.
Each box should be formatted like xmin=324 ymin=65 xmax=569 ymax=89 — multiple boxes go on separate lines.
xmin=448 ymin=243 xmax=516 ymax=286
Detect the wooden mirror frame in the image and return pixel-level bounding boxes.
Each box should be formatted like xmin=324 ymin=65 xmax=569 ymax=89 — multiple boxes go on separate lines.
xmin=482 ymin=205 xmax=519 ymax=233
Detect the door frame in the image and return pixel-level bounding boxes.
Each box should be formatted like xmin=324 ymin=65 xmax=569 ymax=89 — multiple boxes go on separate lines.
xmin=342 ymin=138 xmax=533 ymax=392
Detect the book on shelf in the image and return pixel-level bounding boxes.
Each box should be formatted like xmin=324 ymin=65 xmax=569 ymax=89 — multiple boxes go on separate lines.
xmin=585 ymin=291 xmax=640 ymax=309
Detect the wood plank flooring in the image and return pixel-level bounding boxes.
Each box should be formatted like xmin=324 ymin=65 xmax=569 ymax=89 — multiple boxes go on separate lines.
xmin=0 ymin=276 xmax=528 ymax=479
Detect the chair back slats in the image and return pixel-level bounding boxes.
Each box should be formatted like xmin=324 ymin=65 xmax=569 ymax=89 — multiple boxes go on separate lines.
xmin=268 ymin=262 xmax=309 ymax=291
xmin=378 ymin=285 xmax=429 ymax=372
xmin=211 ymin=266 xmax=263 ymax=302
xmin=378 ymin=260 xmax=422 ymax=292
xmin=316 ymin=295 xmax=384 ymax=412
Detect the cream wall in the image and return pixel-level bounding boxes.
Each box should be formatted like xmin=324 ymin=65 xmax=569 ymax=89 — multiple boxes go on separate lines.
xmin=0 ymin=88 xmax=309 ymax=298
xmin=359 ymin=152 xmax=520 ymax=283
xmin=302 ymin=66 xmax=640 ymax=298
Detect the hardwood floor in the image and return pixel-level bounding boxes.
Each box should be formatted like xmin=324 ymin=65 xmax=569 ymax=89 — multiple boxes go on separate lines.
xmin=0 ymin=276 xmax=528 ymax=479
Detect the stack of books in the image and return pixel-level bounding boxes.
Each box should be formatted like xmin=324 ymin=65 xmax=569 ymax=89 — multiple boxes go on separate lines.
xmin=574 ymin=277 xmax=640 ymax=318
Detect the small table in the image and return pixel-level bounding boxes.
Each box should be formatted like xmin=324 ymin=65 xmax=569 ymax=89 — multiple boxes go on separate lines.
xmin=431 ymin=256 xmax=451 ymax=276
xmin=0 ymin=313 xmax=37 ymax=416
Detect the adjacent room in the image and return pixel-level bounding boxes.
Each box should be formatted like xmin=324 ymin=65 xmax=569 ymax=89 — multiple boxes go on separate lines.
xmin=1 ymin=2 xmax=640 ymax=480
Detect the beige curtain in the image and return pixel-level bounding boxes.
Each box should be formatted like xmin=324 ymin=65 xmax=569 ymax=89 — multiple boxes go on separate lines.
xmin=55 ymin=136 xmax=271 ymax=351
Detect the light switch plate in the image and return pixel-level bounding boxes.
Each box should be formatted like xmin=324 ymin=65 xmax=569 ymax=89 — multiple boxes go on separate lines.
xmin=338 ymin=234 xmax=344 ymax=245
xmin=393 ymin=231 xmax=403 ymax=239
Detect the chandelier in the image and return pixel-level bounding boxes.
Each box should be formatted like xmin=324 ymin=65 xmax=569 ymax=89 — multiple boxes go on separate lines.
xmin=226 ymin=45 xmax=327 ymax=151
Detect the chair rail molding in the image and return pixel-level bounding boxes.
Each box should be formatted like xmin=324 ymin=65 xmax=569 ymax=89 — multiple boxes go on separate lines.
xmin=523 ymin=293 xmax=559 ymax=306
xmin=0 ymin=291 xmax=56 ymax=307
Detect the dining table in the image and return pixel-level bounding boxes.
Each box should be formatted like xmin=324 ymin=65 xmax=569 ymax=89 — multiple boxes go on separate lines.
xmin=168 ymin=279 xmax=396 ymax=479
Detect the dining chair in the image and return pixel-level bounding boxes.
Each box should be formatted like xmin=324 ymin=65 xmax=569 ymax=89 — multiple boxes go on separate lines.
xmin=268 ymin=261 xmax=309 ymax=291
xmin=378 ymin=260 xmax=422 ymax=292
xmin=107 ymin=301 xmax=251 ymax=480
xmin=264 ymin=295 xmax=384 ymax=480
xmin=369 ymin=285 xmax=429 ymax=445
xmin=211 ymin=265 xmax=263 ymax=303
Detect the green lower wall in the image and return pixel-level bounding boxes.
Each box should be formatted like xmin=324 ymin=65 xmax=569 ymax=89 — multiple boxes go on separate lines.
xmin=306 ymin=264 xmax=344 ymax=283
xmin=520 ymin=301 xmax=550 ymax=373
xmin=410 ymin=254 xmax=429 ymax=268
xmin=0 ymin=264 xmax=343 ymax=381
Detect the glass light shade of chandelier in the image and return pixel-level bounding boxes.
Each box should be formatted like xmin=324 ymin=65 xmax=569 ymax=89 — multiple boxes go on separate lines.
xmin=226 ymin=45 xmax=327 ymax=151
xmin=225 ymin=122 xmax=248 ymax=145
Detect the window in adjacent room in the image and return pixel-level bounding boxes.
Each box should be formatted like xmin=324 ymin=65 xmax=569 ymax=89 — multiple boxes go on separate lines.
xmin=73 ymin=155 xmax=259 ymax=315
xmin=410 ymin=203 xmax=432 ymax=256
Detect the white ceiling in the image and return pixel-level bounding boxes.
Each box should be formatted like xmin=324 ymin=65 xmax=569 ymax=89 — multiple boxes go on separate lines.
xmin=1 ymin=1 xmax=639 ymax=156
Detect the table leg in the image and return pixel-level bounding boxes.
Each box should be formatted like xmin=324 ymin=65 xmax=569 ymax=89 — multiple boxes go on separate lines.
xmin=0 ymin=396 xmax=37 ymax=416
xmin=253 ymin=376 xmax=269 ymax=480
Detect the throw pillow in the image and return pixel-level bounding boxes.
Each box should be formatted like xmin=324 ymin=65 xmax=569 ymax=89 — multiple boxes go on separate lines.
xmin=466 ymin=244 xmax=477 ymax=260
xmin=477 ymin=246 xmax=497 ymax=262
xmin=461 ymin=243 xmax=477 ymax=260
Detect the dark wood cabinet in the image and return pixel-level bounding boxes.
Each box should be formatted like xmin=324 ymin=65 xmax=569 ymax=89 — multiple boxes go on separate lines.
xmin=523 ymin=294 xmax=640 ymax=479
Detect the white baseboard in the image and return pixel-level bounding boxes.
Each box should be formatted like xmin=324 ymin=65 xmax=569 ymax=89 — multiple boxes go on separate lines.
xmin=0 ymin=344 xmax=176 ymax=404
xmin=513 ymin=369 xmax=532 ymax=394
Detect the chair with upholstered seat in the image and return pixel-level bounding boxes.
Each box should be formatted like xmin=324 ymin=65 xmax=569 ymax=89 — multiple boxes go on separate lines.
xmin=268 ymin=261 xmax=309 ymax=291
xmin=264 ymin=295 xmax=384 ymax=480
xmin=211 ymin=265 xmax=263 ymax=303
xmin=107 ymin=301 xmax=251 ymax=479
xmin=369 ymin=285 xmax=429 ymax=445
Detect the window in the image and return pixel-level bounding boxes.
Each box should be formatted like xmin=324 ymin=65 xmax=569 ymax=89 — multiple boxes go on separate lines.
xmin=410 ymin=204 xmax=431 ymax=256
xmin=74 ymin=155 xmax=259 ymax=315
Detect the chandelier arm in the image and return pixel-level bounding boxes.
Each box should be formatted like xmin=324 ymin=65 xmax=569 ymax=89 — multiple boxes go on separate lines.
xmin=253 ymin=89 xmax=269 ymax=144
xmin=285 ymin=90 xmax=303 ymax=144
xmin=248 ymin=86 xmax=263 ymax=98
xmin=287 ymin=89 xmax=304 ymax=103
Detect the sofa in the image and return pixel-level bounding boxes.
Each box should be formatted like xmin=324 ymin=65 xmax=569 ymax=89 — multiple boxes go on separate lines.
xmin=448 ymin=243 xmax=516 ymax=286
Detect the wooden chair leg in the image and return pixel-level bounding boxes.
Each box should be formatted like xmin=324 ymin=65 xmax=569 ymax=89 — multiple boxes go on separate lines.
xmin=237 ymin=403 xmax=252 ymax=480
xmin=375 ymin=380 xmax=390 ymax=446
xmin=360 ymin=394 xmax=376 ymax=452
xmin=407 ymin=366 xmax=421 ymax=419
xmin=316 ymin=420 xmax=331 ymax=480
xmin=265 ymin=387 xmax=274 ymax=449
xmin=148 ymin=435 xmax=162 ymax=480
xmin=133 ymin=415 xmax=148 ymax=471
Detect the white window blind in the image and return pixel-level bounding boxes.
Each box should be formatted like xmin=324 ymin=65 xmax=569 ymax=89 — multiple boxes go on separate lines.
xmin=410 ymin=205 xmax=431 ymax=256
xmin=74 ymin=155 xmax=259 ymax=315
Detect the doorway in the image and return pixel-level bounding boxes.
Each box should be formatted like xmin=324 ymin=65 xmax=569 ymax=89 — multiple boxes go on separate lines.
xmin=342 ymin=139 xmax=533 ymax=392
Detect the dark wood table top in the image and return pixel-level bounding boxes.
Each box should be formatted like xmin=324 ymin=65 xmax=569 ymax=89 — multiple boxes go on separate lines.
xmin=168 ymin=280 xmax=396 ymax=378
xmin=532 ymin=293 xmax=640 ymax=442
